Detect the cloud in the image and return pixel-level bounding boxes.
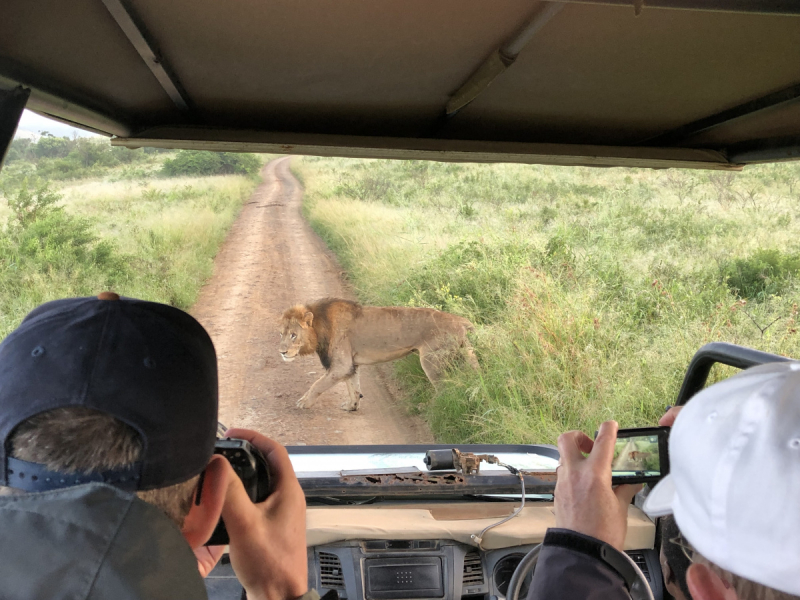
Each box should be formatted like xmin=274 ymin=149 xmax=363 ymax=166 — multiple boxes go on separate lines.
xmin=14 ymin=110 xmax=101 ymax=140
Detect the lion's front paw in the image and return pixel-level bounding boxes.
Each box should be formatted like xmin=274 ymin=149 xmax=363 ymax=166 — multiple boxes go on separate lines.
xmin=340 ymin=400 xmax=359 ymax=412
xmin=296 ymin=396 xmax=311 ymax=409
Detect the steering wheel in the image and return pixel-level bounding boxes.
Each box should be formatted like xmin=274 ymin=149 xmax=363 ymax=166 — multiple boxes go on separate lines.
xmin=506 ymin=543 xmax=654 ymax=600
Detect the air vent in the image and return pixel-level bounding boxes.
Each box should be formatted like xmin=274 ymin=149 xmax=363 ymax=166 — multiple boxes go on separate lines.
xmin=462 ymin=551 xmax=484 ymax=586
xmin=627 ymin=551 xmax=651 ymax=583
xmin=319 ymin=552 xmax=345 ymax=589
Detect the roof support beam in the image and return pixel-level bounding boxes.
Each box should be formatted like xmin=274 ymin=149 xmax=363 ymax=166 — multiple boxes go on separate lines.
xmin=726 ymin=135 xmax=800 ymax=164
xmin=642 ymin=82 xmax=800 ymax=146
xmin=0 ymin=67 xmax=130 ymax=137
xmin=0 ymin=86 xmax=29 ymax=170
xmin=445 ymin=2 xmax=563 ymax=115
xmin=100 ymin=0 xmax=191 ymax=110
xmin=112 ymin=126 xmax=740 ymax=170
xmin=548 ymin=0 xmax=800 ymax=16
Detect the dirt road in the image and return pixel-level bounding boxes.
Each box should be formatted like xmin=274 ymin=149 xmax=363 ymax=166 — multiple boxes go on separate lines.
xmin=191 ymin=157 xmax=432 ymax=445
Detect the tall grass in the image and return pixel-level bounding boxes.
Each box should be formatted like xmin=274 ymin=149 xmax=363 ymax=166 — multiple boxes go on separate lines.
xmin=297 ymin=157 xmax=800 ymax=444
xmin=0 ymin=167 xmax=261 ymax=337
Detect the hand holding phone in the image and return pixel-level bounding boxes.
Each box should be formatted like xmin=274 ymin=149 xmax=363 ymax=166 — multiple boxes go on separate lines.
xmin=555 ymin=421 xmax=643 ymax=551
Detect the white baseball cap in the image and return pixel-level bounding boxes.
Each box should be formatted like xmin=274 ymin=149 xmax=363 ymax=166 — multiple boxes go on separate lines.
xmin=643 ymin=360 xmax=800 ymax=596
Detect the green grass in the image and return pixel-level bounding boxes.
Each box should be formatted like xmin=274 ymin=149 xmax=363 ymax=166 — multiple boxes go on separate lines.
xmin=0 ymin=143 xmax=265 ymax=337
xmin=296 ymin=157 xmax=800 ymax=445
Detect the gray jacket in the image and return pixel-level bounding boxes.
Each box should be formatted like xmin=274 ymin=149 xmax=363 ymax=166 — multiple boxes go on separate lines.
xmin=0 ymin=483 xmax=207 ymax=599
xmin=527 ymin=529 xmax=633 ymax=600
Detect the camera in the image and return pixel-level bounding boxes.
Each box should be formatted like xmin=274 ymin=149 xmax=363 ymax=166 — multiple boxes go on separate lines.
xmin=205 ymin=438 xmax=272 ymax=546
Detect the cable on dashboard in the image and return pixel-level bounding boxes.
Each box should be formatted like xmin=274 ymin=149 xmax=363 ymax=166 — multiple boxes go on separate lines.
xmin=470 ymin=462 xmax=526 ymax=551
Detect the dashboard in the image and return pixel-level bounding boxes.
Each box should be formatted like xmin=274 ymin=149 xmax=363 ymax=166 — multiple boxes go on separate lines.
xmin=206 ymin=539 xmax=663 ymax=600
xmin=307 ymin=540 xmax=663 ymax=600
xmin=205 ymin=456 xmax=662 ymax=600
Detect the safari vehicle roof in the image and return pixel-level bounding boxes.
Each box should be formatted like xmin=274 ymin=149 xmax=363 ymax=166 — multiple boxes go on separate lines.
xmin=2 ymin=0 xmax=800 ymax=170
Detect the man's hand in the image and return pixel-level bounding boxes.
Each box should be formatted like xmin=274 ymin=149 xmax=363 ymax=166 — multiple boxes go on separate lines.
xmin=220 ymin=428 xmax=308 ymax=600
xmin=554 ymin=420 xmax=641 ymax=551
xmin=660 ymin=406 xmax=683 ymax=427
xmin=195 ymin=545 xmax=225 ymax=578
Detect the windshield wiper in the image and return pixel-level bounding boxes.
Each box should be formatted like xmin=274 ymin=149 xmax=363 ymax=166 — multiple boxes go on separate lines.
xmin=306 ymin=496 xmax=380 ymax=506
xmin=464 ymin=493 xmax=553 ymax=502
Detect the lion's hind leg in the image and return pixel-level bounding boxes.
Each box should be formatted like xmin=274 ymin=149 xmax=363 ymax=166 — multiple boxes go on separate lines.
xmin=420 ymin=331 xmax=479 ymax=387
xmin=343 ymin=368 xmax=363 ymax=412
xmin=463 ymin=339 xmax=480 ymax=370
xmin=419 ymin=347 xmax=447 ymax=388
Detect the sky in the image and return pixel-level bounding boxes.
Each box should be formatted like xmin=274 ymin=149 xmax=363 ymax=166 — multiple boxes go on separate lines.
xmin=14 ymin=109 xmax=100 ymax=140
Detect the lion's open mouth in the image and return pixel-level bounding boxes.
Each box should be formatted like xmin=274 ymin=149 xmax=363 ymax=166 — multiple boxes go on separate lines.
xmin=280 ymin=354 xmax=295 ymax=362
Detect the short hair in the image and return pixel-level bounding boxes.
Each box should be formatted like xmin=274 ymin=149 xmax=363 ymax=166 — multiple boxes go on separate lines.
xmin=694 ymin=555 xmax=800 ymax=600
xmin=662 ymin=517 xmax=800 ymax=600
xmin=660 ymin=516 xmax=693 ymax=599
xmin=3 ymin=407 xmax=199 ymax=527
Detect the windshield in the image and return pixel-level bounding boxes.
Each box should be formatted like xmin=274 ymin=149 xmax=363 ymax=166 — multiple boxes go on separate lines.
xmin=4 ymin=112 xmax=800 ymax=470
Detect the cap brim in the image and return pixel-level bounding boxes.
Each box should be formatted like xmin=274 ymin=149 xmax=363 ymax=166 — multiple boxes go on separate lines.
xmin=642 ymin=474 xmax=676 ymax=518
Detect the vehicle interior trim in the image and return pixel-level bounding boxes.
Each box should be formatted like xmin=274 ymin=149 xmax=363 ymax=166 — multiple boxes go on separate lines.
xmin=305 ymin=505 xmax=655 ymax=550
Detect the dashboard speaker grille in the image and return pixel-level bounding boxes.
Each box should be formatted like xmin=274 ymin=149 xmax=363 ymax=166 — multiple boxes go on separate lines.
xmin=462 ymin=551 xmax=484 ymax=586
xmin=319 ymin=552 xmax=345 ymax=589
xmin=626 ymin=551 xmax=651 ymax=583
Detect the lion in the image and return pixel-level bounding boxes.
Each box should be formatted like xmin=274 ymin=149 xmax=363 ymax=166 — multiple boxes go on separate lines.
xmin=279 ymin=298 xmax=479 ymax=411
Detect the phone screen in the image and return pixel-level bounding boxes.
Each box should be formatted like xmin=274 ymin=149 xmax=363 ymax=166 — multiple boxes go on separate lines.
xmin=606 ymin=426 xmax=669 ymax=484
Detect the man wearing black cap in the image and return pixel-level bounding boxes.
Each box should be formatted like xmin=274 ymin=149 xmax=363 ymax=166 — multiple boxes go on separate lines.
xmin=0 ymin=293 xmax=311 ymax=600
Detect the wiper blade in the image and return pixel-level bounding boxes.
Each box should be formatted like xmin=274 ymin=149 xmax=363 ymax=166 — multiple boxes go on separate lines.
xmin=306 ymin=496 xmax=380 ymax=506
xmin=464 ymin=493 xmax=554 ymax=502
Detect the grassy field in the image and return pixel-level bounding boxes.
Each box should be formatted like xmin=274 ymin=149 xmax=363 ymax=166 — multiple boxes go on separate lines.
xmin=295 ymin=157 xmax=800 ymax=445
xmin=0 ymin=138 xmax=264 ymax=337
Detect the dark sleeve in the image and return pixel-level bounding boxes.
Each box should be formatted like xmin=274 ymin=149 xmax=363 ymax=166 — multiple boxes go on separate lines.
xmin=526 ymin=529 xmax=632 ymax=600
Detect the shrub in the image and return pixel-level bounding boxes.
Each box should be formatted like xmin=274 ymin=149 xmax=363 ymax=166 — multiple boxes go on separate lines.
xmin=401 ymin=240 xmax=534 ymax=324
xmin=5 ymin=179 xmax=62 ymax=227
xmin=458 ymin=200 xmax=477 ymax=218
xmin=720 ymin=248 xmax=800 ymax=301
xmin=0 ymin=180 xmax=130 ymax=307
xmin=161 ymin=151 xmax=261 ymax=177
xmin=5 ymin=136 xmax=148 ymax=181
xmin=35 ymin=157 xmax=95 ymax=180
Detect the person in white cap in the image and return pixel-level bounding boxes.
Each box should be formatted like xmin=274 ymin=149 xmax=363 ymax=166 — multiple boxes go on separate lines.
xmin=528 ymin=361 xmax=800 ymax=600
xmin=643 ymin=360 xmax=800 ymax=600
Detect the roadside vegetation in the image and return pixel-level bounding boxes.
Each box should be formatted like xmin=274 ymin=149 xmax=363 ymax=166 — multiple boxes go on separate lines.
xmin=296 ymin=157 xmax=800 ymax=445
xmin=0 ymin=135 xmax=264 ymax=337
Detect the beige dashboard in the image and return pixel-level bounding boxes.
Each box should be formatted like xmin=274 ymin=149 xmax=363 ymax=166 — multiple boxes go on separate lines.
xmin=306 ymin=502 xmax=655 ymax=551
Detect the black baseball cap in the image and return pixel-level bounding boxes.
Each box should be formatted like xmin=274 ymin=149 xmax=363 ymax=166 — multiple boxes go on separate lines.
xmin=0 ymin=293 xmax=218 ymax=492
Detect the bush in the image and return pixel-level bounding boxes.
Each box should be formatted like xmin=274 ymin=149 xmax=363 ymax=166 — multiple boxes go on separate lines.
xmin=6 ymin=179 xmax=62 ymax=227
xmin=0 ymin=181 xmax=130 ymax=310
xmin=721 ymin=248 xmax=800 ymax=301
xmin=401 ymin=240 xmax=534 ymax=324
xmin=161 ymin=151 xmax=261 ymax=177
xmin=35 ymin=157 xmax=97 ymax=181
xmin=3 ymin=136 xmax=149 ymax=181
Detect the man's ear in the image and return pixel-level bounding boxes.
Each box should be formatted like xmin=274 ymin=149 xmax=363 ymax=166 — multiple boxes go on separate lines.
xmin=686 ymin=564 xmax=738 ymax=600
xmin=181 ymin=455 xmax=229 ymax=549
xmin=303 ymin=311 xmax=313 ymax=328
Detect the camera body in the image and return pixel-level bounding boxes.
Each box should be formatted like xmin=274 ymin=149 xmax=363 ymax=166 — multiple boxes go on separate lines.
xmin=205 ymin=438 xmax=272 ymax=546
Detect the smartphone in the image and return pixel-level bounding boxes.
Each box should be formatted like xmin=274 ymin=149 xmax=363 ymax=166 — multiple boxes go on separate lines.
xmin=602 ymin=426 xmax=670 ymax=485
